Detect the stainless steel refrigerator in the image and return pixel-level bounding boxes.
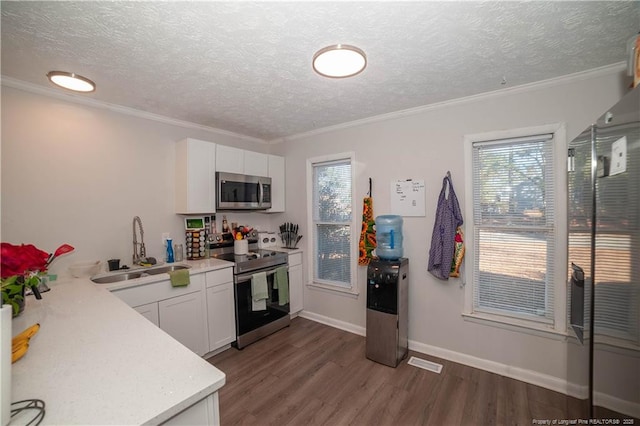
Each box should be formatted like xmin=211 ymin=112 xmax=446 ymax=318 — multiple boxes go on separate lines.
xmin=567 ymin=85 xmax=639 ymax=419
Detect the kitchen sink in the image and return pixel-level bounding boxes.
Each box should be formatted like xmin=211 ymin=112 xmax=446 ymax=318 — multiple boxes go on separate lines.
xmin=91 ymin=272 xmax=145 ymax=283
xmin=144 ymin=265 xmax=191 ymax=275
xmin=91 ymin=264 xmax=191 ymax=283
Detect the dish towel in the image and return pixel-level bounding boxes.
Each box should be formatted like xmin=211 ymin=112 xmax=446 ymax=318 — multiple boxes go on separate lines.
xmin=251 ymin=272 xmax=268 ymax=311
xmin=168 ymin=269 xmax=190 ymax=287
xmin=273 ymin=266 xmax=289 ymax=306
xmin=428 ymin=172 xmax=463 ymax=280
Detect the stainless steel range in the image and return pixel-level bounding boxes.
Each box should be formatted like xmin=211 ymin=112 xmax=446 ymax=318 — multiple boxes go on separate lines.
xmin=208 ymin=233 xmax=289 ymax=349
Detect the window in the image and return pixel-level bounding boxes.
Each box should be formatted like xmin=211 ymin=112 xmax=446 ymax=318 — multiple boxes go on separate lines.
xmin=307 ymin=153 xmax=356 ymax=293
xmin=464 ymin=125 xmax=566 ymax=332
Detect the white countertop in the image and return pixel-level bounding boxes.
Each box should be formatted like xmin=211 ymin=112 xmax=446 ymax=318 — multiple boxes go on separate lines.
xmin=10 ymin=265 xmax=229 ymax=425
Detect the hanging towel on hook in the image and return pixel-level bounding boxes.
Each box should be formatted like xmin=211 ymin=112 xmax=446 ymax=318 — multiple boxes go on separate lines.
xmin=428 ymin=172 xmax=463 ymax=280
xmin=358 ymin=178 xmax=377 ymax=265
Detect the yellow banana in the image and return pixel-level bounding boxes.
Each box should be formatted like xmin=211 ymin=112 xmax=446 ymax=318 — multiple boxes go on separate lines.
xmin=12 ymin=323 xmax=40 ymax=346
xmin=12 ymin=339 xmax=28 ymax=354
xmin=12 ymin=342 xmax=29 ymax=363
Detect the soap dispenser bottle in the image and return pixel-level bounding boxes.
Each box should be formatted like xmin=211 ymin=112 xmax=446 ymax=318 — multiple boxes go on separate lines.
xmin=166 ymin=237 xmax=175 ymax=263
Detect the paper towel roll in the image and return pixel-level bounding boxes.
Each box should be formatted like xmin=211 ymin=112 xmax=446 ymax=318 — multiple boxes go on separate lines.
xmin=1 ymin=305 xmax=12 ymax=426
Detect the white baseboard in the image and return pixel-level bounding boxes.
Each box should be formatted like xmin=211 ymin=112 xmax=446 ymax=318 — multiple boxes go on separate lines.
xmin=300 ymin=310 xmax=589 ymax=399
xmin=298 ymin=310 xmax=366 ymax=337
xmin=594 ymin=391 xmax=640 ymax=420
xmin=408 ymin=339 xmax=587 ymax=398
xmin=202 ymin=344 xmax=232 ymax=360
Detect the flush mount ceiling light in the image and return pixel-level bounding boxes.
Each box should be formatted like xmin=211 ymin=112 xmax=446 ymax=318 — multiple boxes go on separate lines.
xmin=312 ymin=44 xmax=367 ymax=78
xmin=46 ymin=71 xmax=96 ymax=92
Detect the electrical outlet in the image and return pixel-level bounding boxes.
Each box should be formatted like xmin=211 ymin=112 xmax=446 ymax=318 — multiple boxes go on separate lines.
xmin=161 ymin=232 xmax=170 ymax=246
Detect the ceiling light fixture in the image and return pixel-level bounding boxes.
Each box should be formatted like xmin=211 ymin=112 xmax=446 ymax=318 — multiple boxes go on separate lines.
xmin=46 ymin=71 xmax=96 ymax=92
xmin=312 ymin=44 xmax=367 ymax=78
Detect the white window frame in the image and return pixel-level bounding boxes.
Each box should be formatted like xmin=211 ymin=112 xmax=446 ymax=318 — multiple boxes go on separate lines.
xmin=306 ymin=152 xmax=358 ymax=296
xmin=463 ymin=123 xmax=568 ymax=336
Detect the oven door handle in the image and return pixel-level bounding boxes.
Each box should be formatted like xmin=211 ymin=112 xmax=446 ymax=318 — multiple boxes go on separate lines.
xmin=236 ymin=266 xmax=288 ymax=283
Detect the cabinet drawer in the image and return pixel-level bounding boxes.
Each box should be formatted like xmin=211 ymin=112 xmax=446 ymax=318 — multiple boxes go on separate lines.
xmin=205 ymin=267 xmax=233 ymax=288
xmin=288 ymin=252 xmax=302 ymax=266
xmin=112 ymin=274 xmax=204 ymax=307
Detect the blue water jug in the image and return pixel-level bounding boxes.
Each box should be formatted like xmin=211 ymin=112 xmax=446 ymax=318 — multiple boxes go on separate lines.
xmin=375 ymin=215 xmax=403 ymax=260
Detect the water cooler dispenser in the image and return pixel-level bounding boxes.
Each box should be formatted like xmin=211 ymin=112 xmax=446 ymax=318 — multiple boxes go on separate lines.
xmin=366 ymin=258 xmax=409 ymax=367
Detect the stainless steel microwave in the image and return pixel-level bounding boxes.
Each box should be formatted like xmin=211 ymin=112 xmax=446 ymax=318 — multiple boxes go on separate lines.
xmin=216 ymin=172 xmax=272 ymax=210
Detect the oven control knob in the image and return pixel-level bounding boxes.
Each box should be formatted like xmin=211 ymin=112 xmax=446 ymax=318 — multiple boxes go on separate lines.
xmin=215 ymin=235 xmax=221 ymax=242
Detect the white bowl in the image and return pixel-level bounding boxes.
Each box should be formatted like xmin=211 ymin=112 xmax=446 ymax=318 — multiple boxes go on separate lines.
xmin=69 ymin=261 xmax=101 ymax=278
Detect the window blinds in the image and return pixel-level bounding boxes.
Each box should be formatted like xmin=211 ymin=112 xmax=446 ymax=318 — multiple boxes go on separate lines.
xmin=472 ymin=134 xmax=556 ymax=323
xmin=313 ymin=159 xmax=352 ymax=287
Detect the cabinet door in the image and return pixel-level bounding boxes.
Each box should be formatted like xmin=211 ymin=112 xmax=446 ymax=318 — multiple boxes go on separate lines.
xmin=159 ymin=291 xmax=207 ymax=356
xmin=215 ymin=145 xmax=244 ymax=174
xmin=133 ymin=302 xmax=160 ymax=327
xmin=206 ymin=282 xmax=236 ymax=351
xmin=164 ymin=393 xmax=220 ymax=426
xmin=244 ymin=151 xmax=269 ymax=177
xmin=289 ymin=263 xmax=303 ymax=315
xmin=266 ymin=154 xmax=285 ymax=212
xmin=176 ymin=138 xmax=216 ymax=213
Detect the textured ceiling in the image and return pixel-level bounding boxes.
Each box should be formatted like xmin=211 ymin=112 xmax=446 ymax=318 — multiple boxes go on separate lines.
xmin=1 ymin=1 xmax=638 ymax=142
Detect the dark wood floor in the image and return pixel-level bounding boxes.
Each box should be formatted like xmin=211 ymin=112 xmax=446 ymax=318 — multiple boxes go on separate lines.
xmin=207 ymin=317 xmax=587 ymax=426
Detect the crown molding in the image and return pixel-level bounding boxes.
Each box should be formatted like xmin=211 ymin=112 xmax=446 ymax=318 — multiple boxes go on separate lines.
xmin=271 ymin=62 xmax=627 ymax=144
xmin=1 ymin=76 xmax=267 ymax=145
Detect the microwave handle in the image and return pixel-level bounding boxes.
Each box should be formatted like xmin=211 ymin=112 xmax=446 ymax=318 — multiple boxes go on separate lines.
xmin=258 ymin=181 xmax=263 ymax=206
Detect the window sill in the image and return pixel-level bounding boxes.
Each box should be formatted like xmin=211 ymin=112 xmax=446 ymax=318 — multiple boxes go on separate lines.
xmin=306 ymin=281 xmax=360 ymax=298
xmin=462 ymin=312 xmax=568 ymax=341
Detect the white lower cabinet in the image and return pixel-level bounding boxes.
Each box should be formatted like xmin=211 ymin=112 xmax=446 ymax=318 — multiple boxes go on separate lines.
xmin=111 ymin=273 xmax=209 ymax=356
xmin=205 ymin=268 xmax=236 ymax=352
xmin=111 ymin=268 xmax=236 ymax=357
xmin=287 ymin=251 xmax=303 ymax=315
xmin=133 ymin=302 xmax=160 ymax=327
xmin=159 ymin=290 xmax=207 ymax=356
xmin=162 ymin=393 xmax=220 ymax=426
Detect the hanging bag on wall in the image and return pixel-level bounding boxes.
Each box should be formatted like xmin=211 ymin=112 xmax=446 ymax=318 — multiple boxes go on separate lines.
xmin=428 ymin=172 xmax=463 ymax=280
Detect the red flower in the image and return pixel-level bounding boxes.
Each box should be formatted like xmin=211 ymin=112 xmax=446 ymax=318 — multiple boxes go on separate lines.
xmin=1 ymin=243 xmax=74 ymax=279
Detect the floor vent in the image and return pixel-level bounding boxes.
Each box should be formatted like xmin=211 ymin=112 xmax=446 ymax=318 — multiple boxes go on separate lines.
xmin=408 ymin=356 xmax=443 ymax=374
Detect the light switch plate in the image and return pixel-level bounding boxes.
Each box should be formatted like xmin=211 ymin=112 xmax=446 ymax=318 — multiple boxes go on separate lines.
xmin=610 ymin=136 xmax=627 ymax=176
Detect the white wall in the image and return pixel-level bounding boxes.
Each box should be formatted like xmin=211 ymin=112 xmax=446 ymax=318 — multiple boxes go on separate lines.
xmin=0 ymin=85 xmax=274 ymax=276
xmin=274 ymin=66 xmax=631 ymax=389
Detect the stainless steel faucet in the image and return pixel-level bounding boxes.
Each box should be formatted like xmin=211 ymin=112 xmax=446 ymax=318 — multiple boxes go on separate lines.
xmin=133 ymin=216 xmax=146 ymax=264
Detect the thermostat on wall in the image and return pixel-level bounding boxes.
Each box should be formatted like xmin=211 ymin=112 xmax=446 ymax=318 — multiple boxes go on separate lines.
xmin=184 ymin=217 xmax=205 ymax=230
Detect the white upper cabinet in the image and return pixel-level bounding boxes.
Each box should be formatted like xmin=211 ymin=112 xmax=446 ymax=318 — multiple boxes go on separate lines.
xmin=266 ymin=154 xmax=285 ymax=213
xmin=215 ymin=145 xmax=244 ymax=174
xmin=244 ymin=150 xmax=269 ymax=177
xmin=216 ymin=145 xmax=269 ymax=177
xmin=176 ymin=138 xmax=216 ymax=213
